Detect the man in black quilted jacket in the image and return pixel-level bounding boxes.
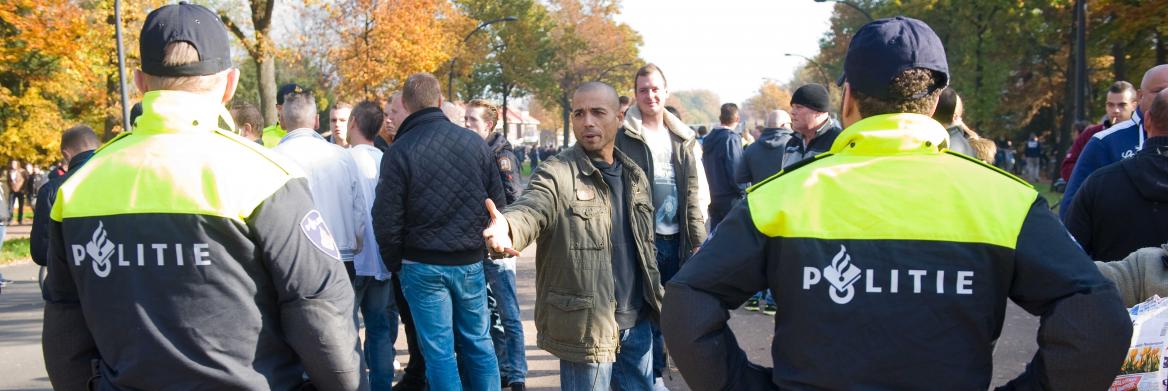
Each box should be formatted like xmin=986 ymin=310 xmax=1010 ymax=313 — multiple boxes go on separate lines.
xmin=372 ymin=72 xmax=507 ymax=390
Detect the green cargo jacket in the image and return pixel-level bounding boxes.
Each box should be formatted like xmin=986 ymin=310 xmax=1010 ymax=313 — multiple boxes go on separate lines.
xmin=503 ymin=144 xmax=663 ymax=363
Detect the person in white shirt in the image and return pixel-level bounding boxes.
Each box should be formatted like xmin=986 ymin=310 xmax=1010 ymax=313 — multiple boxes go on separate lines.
xmin=345 ymin=100 xmax=398 ymax=391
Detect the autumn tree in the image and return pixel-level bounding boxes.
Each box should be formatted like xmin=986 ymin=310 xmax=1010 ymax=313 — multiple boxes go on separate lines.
xmin=215 ymin=0 xmax=278 ymax=125
xmin=742 ymin=80 xmax=792 ymax=126
xmin=323 ymin=0 xmax=471 ymax=102
xmin=540 ymin=0 xmax=642 ymax=146
xmin=455 ymin=0 xmax=555 ymax=138
xmin=667 ymin=90 xmax=720 ymax=126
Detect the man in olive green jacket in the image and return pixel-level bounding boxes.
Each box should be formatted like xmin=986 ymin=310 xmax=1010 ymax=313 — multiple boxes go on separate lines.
xmin=485 ymin=82 xmax=663 ymax=390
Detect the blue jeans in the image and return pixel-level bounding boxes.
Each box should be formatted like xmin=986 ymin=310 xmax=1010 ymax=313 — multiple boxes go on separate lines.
xmin=651 ymin=235 xmax=680 ymax=378
xmin=400 ymin=262 xmax=500 ymax=391
xmin=485 ymin=259 xmax=527 ymax=384
xmin=353 ymin=276 xmax=398 ymax=391
xmin=559 ymin=318 xmax=653 ymax=391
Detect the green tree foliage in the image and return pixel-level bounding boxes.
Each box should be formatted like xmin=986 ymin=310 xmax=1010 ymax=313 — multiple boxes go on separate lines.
xmin=804 ymin=0 xmax=1167 ymax=155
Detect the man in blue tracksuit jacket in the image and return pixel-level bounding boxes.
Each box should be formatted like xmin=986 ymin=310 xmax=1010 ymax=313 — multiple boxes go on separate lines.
xmin=1062 ymin=64 xmax=1168 ymax=221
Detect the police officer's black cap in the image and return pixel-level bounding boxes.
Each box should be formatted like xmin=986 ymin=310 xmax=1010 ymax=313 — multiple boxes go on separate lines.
xmin=139 ymin=2 xmax=232 ymax=77
xmin=277 ymin=83 xmax=307 ymax=106
xmin=836 ymin=16 xmax=949 ymax=100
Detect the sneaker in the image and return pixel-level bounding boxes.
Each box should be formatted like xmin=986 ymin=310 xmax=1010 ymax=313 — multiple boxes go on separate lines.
xmin=509 ymin=382 xmax=526 ymax=391
xmin=743 ymin=297 xmax=760 ymax=311
xmin=762 ymin=303 xmax=777 ymax=316
xmin=653 ymin=376 xmax=669 ymax=391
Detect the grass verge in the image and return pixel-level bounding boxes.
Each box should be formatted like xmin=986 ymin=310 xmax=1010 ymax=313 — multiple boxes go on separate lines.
xmin=1 ymin=237 xmax=31 ymax=266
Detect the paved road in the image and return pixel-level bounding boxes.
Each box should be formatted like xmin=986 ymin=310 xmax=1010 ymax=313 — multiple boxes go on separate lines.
xmin=0 ymin=245 xmax=1039 ymax=390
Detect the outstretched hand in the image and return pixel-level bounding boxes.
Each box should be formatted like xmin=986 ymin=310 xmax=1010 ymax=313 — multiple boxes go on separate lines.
xmin=483 ymin=199 xmax=521 ymax=257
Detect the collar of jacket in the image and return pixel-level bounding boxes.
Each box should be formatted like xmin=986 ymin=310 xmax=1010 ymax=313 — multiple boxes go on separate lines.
xmin=1144 ymin=136 xmax=1168 ymax=157
xmin=761 ymin=127 xmax=792 ymax=135
xmin=622 ymin=105 xmax=695 ymax=142
xmin=569 ymin=144 xmax=638 ymax=177
xmin=134 ymin=90 xmax=235 ymax=135
xmin=396 ymin=107 xmax=447 ymax=139
xmin=280 ymin=128 xmax=326 ymax=144
xmin=829 ymin=113 xmax=949 ymax=156
xmin=486 ymin=131 xmax=511 ymax=154
xmin=67 ymin=150 xmax=96 ymax=173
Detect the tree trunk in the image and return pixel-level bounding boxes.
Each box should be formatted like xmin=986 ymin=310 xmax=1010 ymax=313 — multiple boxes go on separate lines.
xmin=502 ymin=83 xmax=511 ymax=140
xmin=1112 ymin=41 xmax=1126 ymax=82
xmin=561 ymin=93 xmax=571 ymax=148
xmin=258 ymin=53 xmax=277 ymax=126
xmin=1157 ymin=28 xmax=1167 ymax=65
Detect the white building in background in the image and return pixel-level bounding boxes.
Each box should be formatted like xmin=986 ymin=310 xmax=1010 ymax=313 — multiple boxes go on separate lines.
xmin=498 ymin=106 xmax=541 ymax=146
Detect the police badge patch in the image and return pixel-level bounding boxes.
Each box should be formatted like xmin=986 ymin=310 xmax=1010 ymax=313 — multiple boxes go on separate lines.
xmin=498 ymin=157 xmax=512 ymax=172
xmin=300 ymin=210 xmax=342 ymax=261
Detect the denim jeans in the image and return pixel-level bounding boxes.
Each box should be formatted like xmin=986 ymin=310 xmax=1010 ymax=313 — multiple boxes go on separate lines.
xmin=559 ymin=318 xmax=653 ymax=391
xmin=353 ymin=276 xmax=398 ymax=391
xmin=400 ymin=262 xmax=500 ymax=391
xmin=651 ymin=235 xmax=679 ymax=378
xmin=485 ymin=258 xmax=527 ymax=384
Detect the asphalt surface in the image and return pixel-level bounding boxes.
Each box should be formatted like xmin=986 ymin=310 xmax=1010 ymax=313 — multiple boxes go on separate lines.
xmin=0 ymin=242 xmax=1039 ymax=390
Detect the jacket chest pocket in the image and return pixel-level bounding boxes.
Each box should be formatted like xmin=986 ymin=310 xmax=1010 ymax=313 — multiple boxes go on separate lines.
xmin=569 ymin=203 xmax=607 ymax=250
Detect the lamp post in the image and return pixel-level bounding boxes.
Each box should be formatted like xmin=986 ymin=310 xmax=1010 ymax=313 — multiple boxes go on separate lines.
xmin=115 ymin=0 xmax=132 ymax=133
xmin=784 ymin=53 xmax=832 ymax=86
xmin=814 ymin=0 xmax=874 ymax=22
xmin=447 ymin=16 xmax=518 ymax=100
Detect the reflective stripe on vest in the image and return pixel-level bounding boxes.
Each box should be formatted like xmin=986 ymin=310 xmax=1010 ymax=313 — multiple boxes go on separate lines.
xmin=746 ymin=113 xmax=1036 ymax=249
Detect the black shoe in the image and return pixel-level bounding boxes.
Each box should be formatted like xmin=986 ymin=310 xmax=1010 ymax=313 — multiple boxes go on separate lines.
xmin=509 ymin=382 xmax=526 ymax=391
xmin=392 ymin=376 xmax=426 ymax=391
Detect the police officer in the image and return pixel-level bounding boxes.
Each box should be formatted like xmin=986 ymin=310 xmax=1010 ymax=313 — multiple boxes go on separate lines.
xmin=41 ymin=4 xmax=366 ymax=390
xmin=660 ymin=17 xmax=1132 ymax=390
xmin=261 ymin=83 xmax=306 ymax=148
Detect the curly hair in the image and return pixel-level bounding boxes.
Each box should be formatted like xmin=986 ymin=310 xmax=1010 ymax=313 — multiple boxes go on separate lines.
xmin=851 ymin=68 xmax=945 ymax=117
xmin=466 ymin=99 xmax=499 ymax=129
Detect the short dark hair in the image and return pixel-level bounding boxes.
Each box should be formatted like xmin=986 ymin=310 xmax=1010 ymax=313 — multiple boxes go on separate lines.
xmin=403 ymin=73 xmax=442 ymax=112
xmin=61 ymin=125 xmax=99 ymax=153
xmin=1148 ymin=90 xmax=1168 ymax=136
xmin=619 ymin=96 xmax=631 ymax=106
xmin=932 ymin=87 xmax=959 ymax=125
xmin=350 ymin=100 xmax=384 ymax=141
xmin=230 ymin=102 xmax=263 ymax=130
xmin=635 ymin=63 xmax=667 ymax=87
xmin=719 ymin=103 xmax=739 ymax=125
xmin=851 ymin=68 xmax=945 ymax=118
xmin=1108 ymin=81 xmax=1136 ymax=96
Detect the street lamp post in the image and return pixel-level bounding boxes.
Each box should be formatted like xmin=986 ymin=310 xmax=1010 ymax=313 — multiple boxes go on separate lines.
xmin=447 ymin=16 xmax=518 ymax=100
xmin=115 ymin=0 xmax=132 ymax=133
xmin=814 ymin=0 xmax=874 ymax=22
xmin=784 ymin=53 xmax=832 ymax=87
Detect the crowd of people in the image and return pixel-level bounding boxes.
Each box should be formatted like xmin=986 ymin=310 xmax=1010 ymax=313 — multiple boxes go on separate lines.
xmin=16 ymin=2 xmax=1168 ymax=391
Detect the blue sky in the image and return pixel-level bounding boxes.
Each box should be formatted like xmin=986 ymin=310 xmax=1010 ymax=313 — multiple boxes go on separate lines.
xmin=616 ymin=0 xmax=834 ymax=104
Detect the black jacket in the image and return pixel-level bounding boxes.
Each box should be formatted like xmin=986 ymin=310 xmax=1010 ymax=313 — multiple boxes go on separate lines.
xmin=701 ymin=127 xmax=745 ymax=201
xmin=1066 ymin=136 xmax=1168 ymax=260
xmin=31 ymin=150 xmax=94 ymax=266
xmin=486 ymin=132 xmax=522 ymax=205
xmin=372 ymin=108 xmax=505 ymax=272
xmin=735 ymin=127 xmax=795 ymax=185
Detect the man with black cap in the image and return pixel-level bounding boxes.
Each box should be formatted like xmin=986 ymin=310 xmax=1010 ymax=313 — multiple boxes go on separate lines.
xmin=660 ymin=16 xmax=1131 ymax=390
xmin=261 ymin=82 xmax=306 ymax=148
xmin=41 ymin=3 xmax=366 ymax=390
xmin=786 ymin=83 xmax=841 ymax=163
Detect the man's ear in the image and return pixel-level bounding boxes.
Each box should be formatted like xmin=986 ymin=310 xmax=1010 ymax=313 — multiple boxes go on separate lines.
xmin=220 ymin=68 xmax=240 ymax=105
xmin=133 ymin=69 xmax=148 ymax=93
xmin=841 ymin=83 xmax=861 ymax=128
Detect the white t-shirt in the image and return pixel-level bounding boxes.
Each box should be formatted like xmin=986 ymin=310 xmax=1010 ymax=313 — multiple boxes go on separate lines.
xmin=643 ymin=127 xmax=679 ymax=235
